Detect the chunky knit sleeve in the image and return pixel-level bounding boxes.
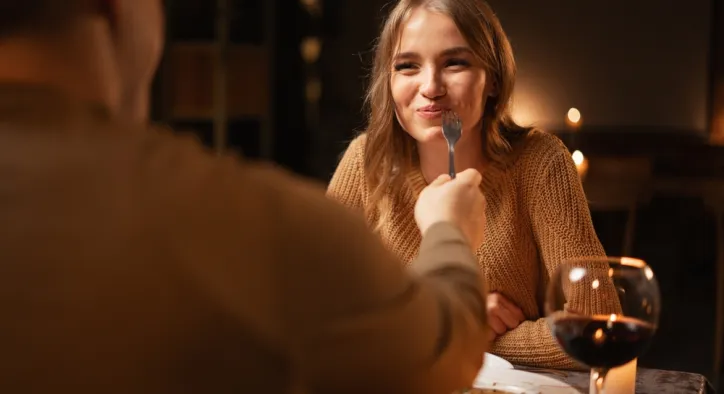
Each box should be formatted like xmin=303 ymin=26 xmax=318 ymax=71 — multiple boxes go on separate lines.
xmin=326 ymin=134 xmax=367 ymax=213
xmin=490 ymin=135 xmax=617 ymax=369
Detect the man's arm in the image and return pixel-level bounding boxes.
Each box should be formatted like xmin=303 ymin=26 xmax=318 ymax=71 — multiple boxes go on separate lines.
xmin=273 ymin=169 xmax=488 ymax=394
xmin=149 ymin=134 xmax=487 ymax=394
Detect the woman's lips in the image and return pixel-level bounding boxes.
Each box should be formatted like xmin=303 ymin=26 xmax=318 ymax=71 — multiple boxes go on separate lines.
xmin=416 ymin=105 xmax=449 ymax=120
xmin=416 ymin=109 xmax=443 ymax=119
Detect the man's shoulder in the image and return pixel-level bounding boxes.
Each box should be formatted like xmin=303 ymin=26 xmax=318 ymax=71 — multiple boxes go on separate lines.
xmin=58 ymin=120 xmax=367 ymax=254
xmin=129 ymin=126 xmax=353 ymax=231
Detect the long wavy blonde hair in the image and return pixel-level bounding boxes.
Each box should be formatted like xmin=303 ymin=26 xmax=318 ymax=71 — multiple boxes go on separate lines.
xmin=362 ymin=0 xmax=531 ymax=229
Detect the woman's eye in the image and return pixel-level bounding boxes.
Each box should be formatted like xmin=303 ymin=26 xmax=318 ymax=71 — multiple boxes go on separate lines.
xmin=393 ymin=62 xmax=415 ymax=71
xmin=446 ymin=58 xmax=470 ymax=68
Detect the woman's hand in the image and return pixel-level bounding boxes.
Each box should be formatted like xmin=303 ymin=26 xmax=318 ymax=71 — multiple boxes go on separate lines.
xmin=487 ymin=292 xmax=525 ymax=338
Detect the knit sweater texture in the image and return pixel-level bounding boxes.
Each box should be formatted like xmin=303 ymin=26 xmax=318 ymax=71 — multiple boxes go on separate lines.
xmin=327 ymin=130 xmax=615 ymax=369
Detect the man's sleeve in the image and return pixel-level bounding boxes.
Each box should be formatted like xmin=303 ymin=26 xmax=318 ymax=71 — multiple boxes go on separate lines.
xmin=150 ymin=135 xmax=488 ymax=394
xmin=269 ymin=167 xmax=489 ymax=394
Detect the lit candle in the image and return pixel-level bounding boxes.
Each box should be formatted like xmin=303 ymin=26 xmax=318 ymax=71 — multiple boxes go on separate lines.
xmin=567 ymin=108 xmax=581 ymax=124
xmin=590 ymin=358 xmax=637 ymax=394
xmin=566 ymin=107 xmax=582 ymax=130
xmin=571 ymin=150 xmax=589 ymax=179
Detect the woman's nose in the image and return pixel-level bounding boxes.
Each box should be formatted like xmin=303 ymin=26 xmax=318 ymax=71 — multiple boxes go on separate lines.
xmin=419 ymin=69 xmax=446 ymax=99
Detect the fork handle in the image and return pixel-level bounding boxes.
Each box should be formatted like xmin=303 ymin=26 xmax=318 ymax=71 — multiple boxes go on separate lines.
xmin=448 ymin=146 xmax=456 ymax=179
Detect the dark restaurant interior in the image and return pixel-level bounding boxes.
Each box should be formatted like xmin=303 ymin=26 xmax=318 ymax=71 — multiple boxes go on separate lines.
xmin=149 ymin=0 xmax=724 ymax=390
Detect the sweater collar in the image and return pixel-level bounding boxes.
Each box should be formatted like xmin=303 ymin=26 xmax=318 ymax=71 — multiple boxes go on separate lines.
xmin=404 ymin=157 xmax=508 ymax=198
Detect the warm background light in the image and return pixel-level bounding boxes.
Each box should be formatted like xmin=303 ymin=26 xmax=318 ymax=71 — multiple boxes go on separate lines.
xmin=567 ymin=107 xmax=582 ymax=124
xmin=571 ymin=149 xmax=589 ymax=179
xmin=300 ymin=37 xmax=322 ymax=64
xmin=509 ymin=91 xmax=545 ymax=127
xmin=300 ymin=0 xmax=321 ymax=15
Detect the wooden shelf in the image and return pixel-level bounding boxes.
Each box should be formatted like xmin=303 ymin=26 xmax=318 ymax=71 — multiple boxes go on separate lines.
xmin=153 ymin=0 xmax=276 ymax=158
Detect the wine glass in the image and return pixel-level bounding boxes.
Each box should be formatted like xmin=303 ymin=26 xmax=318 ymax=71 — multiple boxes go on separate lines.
xmin=545 ymin=257 xmax=661 ymax=394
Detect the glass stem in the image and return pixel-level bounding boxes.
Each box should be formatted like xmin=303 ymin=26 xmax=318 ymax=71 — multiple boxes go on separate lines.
xmin=590 ymin=368 xmax=610 ymax=394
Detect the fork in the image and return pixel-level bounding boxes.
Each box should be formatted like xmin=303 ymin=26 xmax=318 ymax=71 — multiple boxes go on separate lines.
xmin=442 ymin=110 xmax=462 ymax=179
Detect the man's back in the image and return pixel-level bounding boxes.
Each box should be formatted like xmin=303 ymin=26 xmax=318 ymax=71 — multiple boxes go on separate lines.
xmin=0 ymin=85 xmax=487 ymax=393
xmin=0 ymin=85 xmax=292 ymax=392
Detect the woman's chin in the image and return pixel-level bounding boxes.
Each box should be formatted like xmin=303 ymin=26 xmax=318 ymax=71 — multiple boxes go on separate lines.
xmin=407 ymin=126 xmax=445 ymax=143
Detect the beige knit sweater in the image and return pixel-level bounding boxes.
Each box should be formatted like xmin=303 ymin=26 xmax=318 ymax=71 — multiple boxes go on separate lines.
xmin=327 ymin=130 xmax=614 ymax=369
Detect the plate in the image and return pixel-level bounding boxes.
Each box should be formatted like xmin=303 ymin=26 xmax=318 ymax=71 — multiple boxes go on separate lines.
xmin=482 ymin=353 xmax=514 ymax=370
xmin=473 ymin=368 xmax=579 ymax=394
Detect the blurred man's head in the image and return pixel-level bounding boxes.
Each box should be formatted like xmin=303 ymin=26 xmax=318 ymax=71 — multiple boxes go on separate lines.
xmin=0 ymin=0 xmax=165 ymax=121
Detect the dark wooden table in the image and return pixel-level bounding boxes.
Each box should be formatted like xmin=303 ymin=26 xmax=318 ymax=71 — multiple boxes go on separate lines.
xmin=532 ymin=367 xmax=716 ymax=393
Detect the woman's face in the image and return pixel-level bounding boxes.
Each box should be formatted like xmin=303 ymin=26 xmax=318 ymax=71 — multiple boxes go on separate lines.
xmin=390 ymin=7 xmax=492 ymax=144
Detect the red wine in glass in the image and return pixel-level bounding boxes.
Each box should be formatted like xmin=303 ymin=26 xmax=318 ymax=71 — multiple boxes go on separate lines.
xmin=546 ymin=257 xmax=660 ymax=394
xmin=551 ymin=314 xmax=655 ymax=369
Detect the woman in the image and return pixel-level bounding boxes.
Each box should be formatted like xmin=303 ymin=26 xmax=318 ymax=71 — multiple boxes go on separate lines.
xmin=326 ymin=0 xmax=617 ymax=369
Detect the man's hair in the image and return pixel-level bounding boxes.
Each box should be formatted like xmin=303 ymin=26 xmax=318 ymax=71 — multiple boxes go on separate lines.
xmin=0 ymin=1 xmax=80 ymax=36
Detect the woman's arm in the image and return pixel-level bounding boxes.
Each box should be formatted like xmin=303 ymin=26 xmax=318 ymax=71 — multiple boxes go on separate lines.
xmin=490 ymin=138 xmax=619 ymax=369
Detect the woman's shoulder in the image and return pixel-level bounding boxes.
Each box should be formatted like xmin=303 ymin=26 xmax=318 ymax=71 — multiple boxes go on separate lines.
xmin=349 ymin=132 xmax=368 ymax=149
xmin=327 ymin=133 xmax=370 ymax=206
xmin=520 ymin=129 xmax=567 ymax=154
xmin=341 ymin=132 xmax=368 ymax=161
xmin=329 ymin=133 xmax=368 ymax=172
xmin=514 ymin=129 xmax=570 ymax=169
xmin=329 ymin=132 xmax=369 ymax=185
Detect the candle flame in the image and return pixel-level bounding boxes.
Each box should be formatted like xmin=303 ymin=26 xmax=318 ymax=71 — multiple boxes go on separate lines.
xmin=567 ymin=108 xmax=581 ymax=124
